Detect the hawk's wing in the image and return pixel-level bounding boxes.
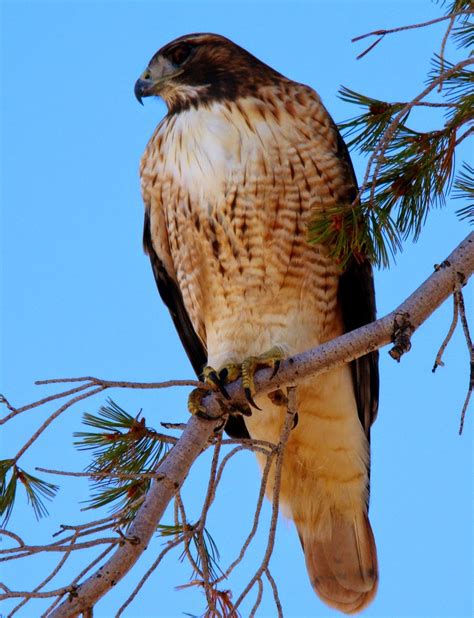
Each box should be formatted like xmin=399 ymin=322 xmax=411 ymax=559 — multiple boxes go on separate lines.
xmin=334 ymin=132 xmax=380 ymax=438
xmin=143 ymin=209 xmax=250 ymax=438
xmin=340 ymin=257 xmax=379 ymax=437
xmin=143 ymin=209 xmax=206 ymax=376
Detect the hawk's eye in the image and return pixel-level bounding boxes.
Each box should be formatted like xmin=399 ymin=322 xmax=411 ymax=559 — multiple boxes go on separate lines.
xmin=169 ymin=43 xmax=192 ymax=66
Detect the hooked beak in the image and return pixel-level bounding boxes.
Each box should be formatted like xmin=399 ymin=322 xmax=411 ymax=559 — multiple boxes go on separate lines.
xmin=134 ymin=77 xmax=154 ymax=105
xmin=134 ymin=61 xmax=184 ymax=105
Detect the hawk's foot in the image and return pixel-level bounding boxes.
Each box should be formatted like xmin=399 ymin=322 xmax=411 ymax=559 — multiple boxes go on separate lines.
xmin=188 ymin=363 xmax=241 ymax=418
xmin=201 ymin=365 xmax=232 ymax=400
xmin=240 ymin=346 xmax=285 ymax=409
xmin=188 ymin=387 xmax=212 ymax=419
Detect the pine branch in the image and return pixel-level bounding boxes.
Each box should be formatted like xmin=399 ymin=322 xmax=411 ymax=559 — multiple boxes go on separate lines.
xmin=48 ymin=233 xmax=474 ymax=618
xmin=74 ymin=399 xmax=171 ymax=524
xmin=0 ymin=461 xmax=58 ymax=526
xmin=453 ymin=162 xmax=474 ymax=222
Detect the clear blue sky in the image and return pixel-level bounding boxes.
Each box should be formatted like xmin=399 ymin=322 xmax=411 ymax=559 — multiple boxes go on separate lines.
xmin=1 ymin=1 xmax=472 ymax=617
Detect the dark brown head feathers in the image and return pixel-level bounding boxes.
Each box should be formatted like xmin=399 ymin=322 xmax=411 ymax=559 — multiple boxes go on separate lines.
xmin=145 ymin=33 xmax=286 ymax=113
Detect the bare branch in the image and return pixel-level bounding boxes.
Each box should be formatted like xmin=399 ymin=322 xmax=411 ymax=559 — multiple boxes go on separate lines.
xmin=457 ymin=285 xmax=474 ymax=434
xmin=9 ymin=531 xmax=81 ymax=616
xmin=35 ymin=468 xmax=169 ymax=481
xmin=265 ymin=568 xmax=283 ymax=618
xmin=438 ymin=16 xmax=456 ymax=89
xmin=249 ymin=578 xmax=264 ymax=617
xmin=234 ymin=387 xmax=297 ymax=610
xmin=0 ymin=382 xmax=95 ymax=425
xmin=115 ymin=537 xmax=183 ymax=617
xmin=48 ymin=233 xmax=474 ymax=617
xmin=353 ymin=11 xmax=473 ymax=58
xmin=212 ymin=444 xmax=276 ymax=585
xmin=0 ymin=529 xmax=25 ymax=547
xmin=433 ymin=289 xmax=459 ymax=371
xmin=42 ymin=545 xmax=116 ymax=616
xmin=13 ymin=386 xmax=105 ymax=462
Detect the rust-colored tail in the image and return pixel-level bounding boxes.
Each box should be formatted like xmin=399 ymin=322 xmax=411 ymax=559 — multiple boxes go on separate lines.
xmin=298 ymin=511 xmax=378 ymax=614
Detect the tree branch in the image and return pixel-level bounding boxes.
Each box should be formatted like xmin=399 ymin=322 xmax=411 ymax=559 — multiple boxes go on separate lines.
xmin=49 ymin=232 xmax=474 ymax=617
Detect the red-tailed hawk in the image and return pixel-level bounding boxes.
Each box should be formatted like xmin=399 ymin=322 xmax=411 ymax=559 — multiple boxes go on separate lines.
xmin=135 ymin=33 xmax=379 ymax=614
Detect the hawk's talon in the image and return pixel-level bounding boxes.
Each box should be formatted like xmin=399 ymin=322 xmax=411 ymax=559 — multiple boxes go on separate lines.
xmin=208 ymin=369 xmax=231 ymax=400
xmin=244 ymin=387 xmax=262 ymax=410
xmin=240 ymin=346 xmax=285 ymax=410
xmin=201 ymin=366 xmax=231 ymax=400
xmin=271 ymin=359 xmax=281 ymax=379
xmin=188 ymin=387 xmax=212 ymax=418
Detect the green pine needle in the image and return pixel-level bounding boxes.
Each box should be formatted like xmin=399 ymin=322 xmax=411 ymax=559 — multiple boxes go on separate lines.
xmin=325 ymin=42 xmax=472 ymax=269
xmin=178 ymin=524 xmax=223 ymax=581
xmin=453 ymin=162 xmax=474 ymax=222
xmin=0 ymin=460 xmax=58 ymax=525
xmin=74 ymin=399 xmax=170 ymax=524
xmin=429 ymin=55 xmax=474 ymax=100
xmin=452 ymin=20 xmax=474 ymax=49
xmin=338 ymin=87 xmax=407 ymax=153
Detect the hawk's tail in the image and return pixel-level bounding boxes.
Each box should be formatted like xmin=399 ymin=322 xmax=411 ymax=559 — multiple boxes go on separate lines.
xmin=298 ymin=510 xmax=378 ymax=614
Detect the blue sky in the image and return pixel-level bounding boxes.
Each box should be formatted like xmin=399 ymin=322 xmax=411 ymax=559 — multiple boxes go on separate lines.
xmin=1 ymin=1 xmax=472 ymax=617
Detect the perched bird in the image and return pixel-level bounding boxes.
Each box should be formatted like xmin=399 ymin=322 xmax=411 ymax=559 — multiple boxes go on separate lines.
xmin=135 ymin=33 xmax=379 ymax=614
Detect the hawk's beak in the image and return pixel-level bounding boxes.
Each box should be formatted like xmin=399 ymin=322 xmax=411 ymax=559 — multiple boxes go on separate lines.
xmin=134 ymin=77 xmax=154 ymax=105
xmin=134 ymin=62 xmax=184 ymax=105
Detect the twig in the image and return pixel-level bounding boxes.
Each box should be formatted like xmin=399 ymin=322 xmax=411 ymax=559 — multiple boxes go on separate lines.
xmin=212 ymin=446 xmax=276 ymax=586
xmin=195 ymin=435 xmax=223 ymax=611
xmin=9 ymin=531 xmax=81 ymax=616
xmin=264 ymin=568 xmax=283 ymax=618
xmin=353 ymin=11 xmax=473 ymax=58
xmin=433 ymin=273 xmax=460 ymax=372
xmin=457 ymin=285 xmax=473 ymax=434
xmin=438 ymin=16 xmax=456 ymax=91
xmin=52 ymin=508 xmax=137 ymax=538
xmin=175 ymin=494 xmax=202 ymax=578
xmin=455 ymin=125 xmax=474 ymax=147
xmin=398 ymin=101 xmax=457 ymax=108
xmin=0 ymin=382 xmax=95 ymax=425
xmin=0 ymin=529 xmax=25 ymax=547
xmin=0 ymin=538 xmax=120 ymax=562
xmin=35 ymin=468 xmax=167 ymax=480
xmin=0 ymin=588 xmax=75 ymax=601
xmin=234 ymin=387 xmax=297 ymax=610
xmin=115 ymin=537 xmax=183 ymax=617
xmin=48 ymin=233 xmax=474 ymax=617
xmin=7 ymin=377 xmax=203 ymax=464
xmin=249 ymin=578 xmax=263 ymax=618
xmin=13 ymin=386 xmax=105 ymax=461
xmin=42 ymin=544 xmax=116 ymax=617
xmin=36 ymin=377 xmax=203 ymax=389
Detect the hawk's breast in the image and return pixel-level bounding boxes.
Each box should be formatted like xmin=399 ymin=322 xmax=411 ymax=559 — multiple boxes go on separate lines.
xmin=143 ymin=89 xmax=348 ymax=367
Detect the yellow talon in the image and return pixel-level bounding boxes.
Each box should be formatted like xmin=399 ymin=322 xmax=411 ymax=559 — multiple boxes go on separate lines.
xmin=201 ymin=365 xmax=232 ymax=399
xmin=188 ymin=387 xmax=211 ymax=418
xmin=240 ymin=346 xmax=285 ymax=409
xmin=189 ymin=347 xmax=285 ymax=417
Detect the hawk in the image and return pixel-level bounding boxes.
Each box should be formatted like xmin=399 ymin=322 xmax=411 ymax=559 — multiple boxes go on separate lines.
xmin=135 ymin=33 xmax=379 ymax=614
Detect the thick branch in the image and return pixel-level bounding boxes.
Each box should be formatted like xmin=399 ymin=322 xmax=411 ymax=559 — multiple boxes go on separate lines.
xmin=50 ymin=232 xmax=474 ymax=617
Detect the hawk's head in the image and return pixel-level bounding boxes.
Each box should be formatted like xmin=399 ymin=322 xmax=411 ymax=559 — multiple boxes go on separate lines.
xmin=134 ymin=33 xmax=284 ymax=113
